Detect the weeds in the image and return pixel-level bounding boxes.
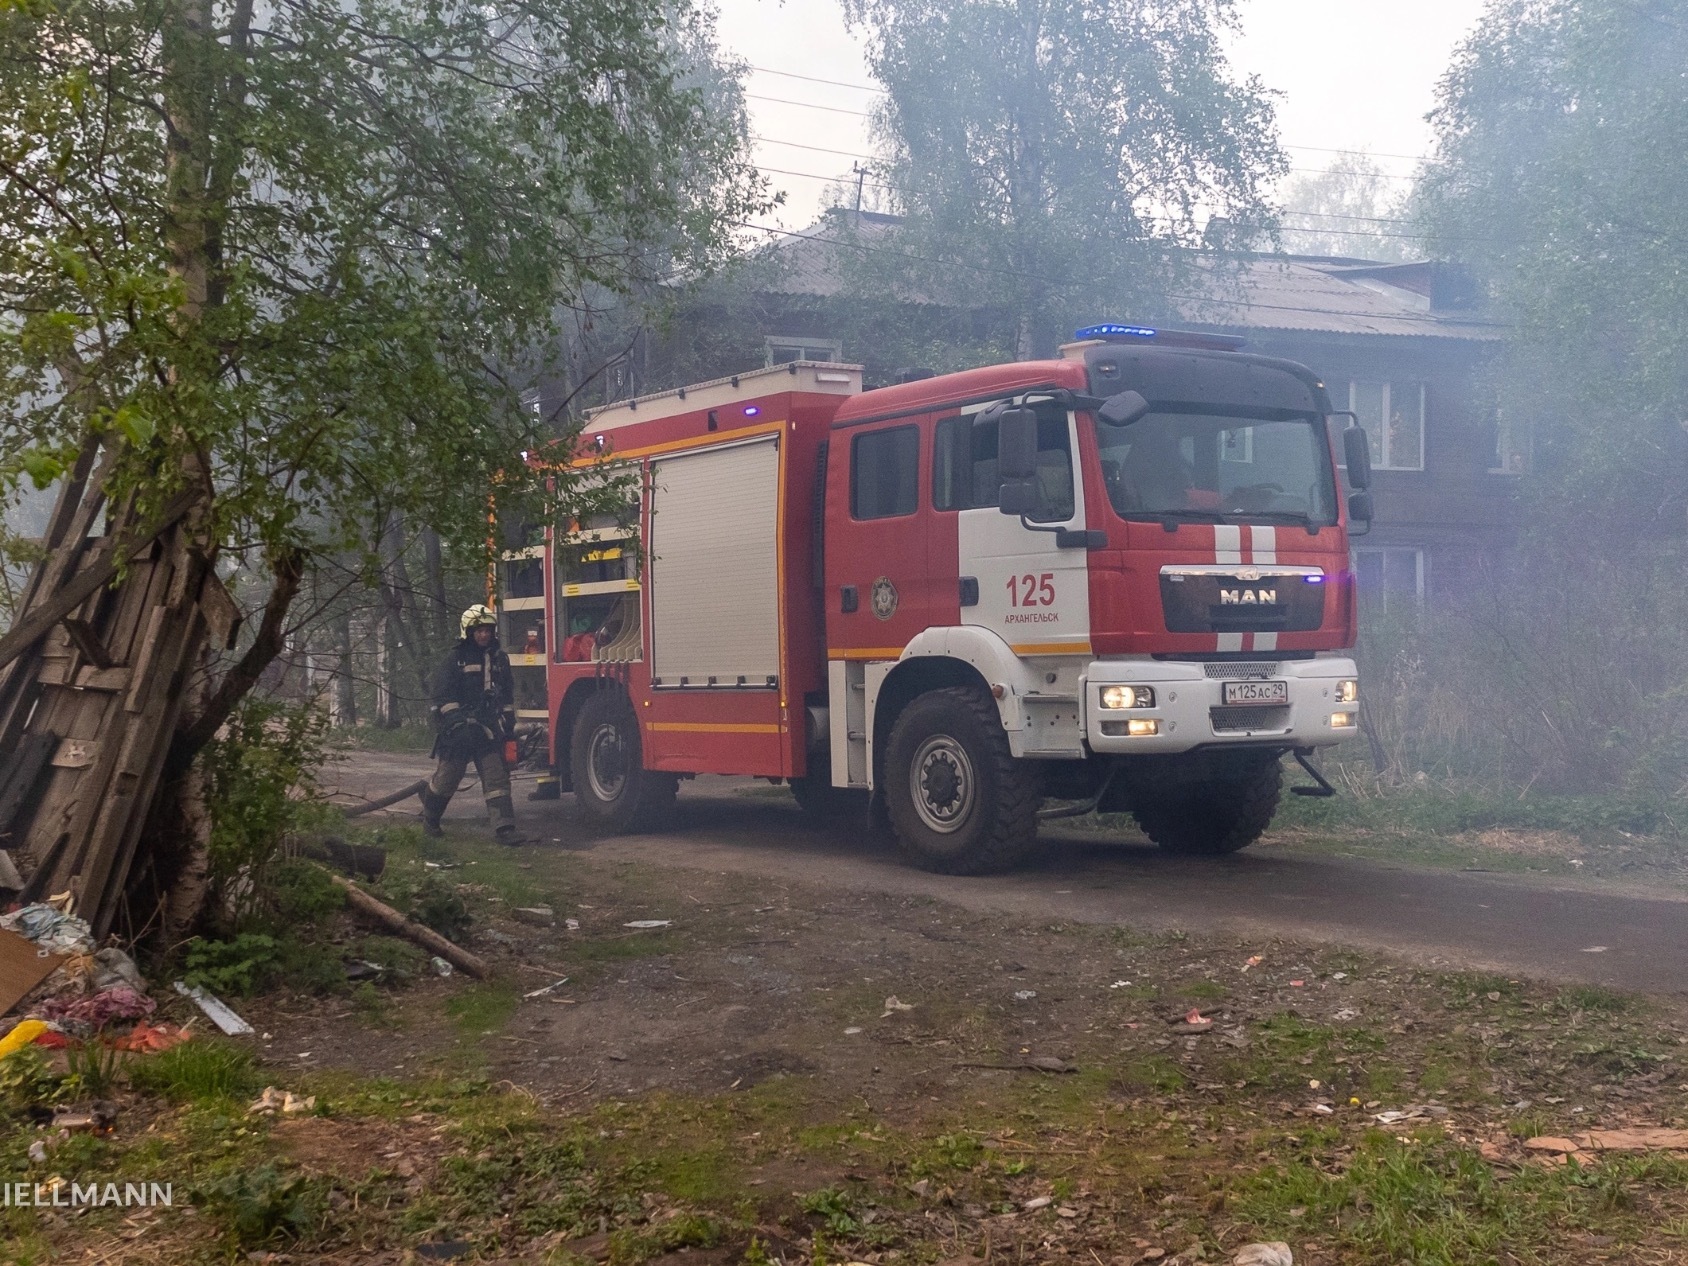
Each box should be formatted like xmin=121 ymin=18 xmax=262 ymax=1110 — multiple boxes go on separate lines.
xmin=193 ymin=1163 xmax=324 ymax=1248
xmin=127 ymin=1041 xmax=260 ymax=1105
xmin=64 ymin=1040 xmax=127 ymax=1100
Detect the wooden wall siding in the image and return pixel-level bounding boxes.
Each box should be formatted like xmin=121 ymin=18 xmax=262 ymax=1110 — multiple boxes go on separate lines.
xmin=0 ymin=453 xmax=223 ymax=940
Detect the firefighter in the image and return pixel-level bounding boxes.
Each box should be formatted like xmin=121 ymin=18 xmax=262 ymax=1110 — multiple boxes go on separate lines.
xmin=421 ymin=604 xmax=528 ymax=844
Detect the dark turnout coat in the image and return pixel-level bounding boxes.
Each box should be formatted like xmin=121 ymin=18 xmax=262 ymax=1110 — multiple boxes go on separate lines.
xmin=430 ymin=635 xmax=515 ymax=757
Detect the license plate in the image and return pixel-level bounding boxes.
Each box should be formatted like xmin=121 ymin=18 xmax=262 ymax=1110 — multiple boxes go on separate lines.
xmin=1222 ymin=680 xmax=1288 ymax=705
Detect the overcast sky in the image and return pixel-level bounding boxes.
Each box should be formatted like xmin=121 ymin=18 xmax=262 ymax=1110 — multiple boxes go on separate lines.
xmin=714 ymin=0 xmax=1491 ymax=232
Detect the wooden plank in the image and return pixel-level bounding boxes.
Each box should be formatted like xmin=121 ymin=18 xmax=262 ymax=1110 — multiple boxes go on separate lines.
xmin=0 ymin=488 xmax=197 ymax=676
xmin=0 ymin=733 xmax=56 ymax=835
xmin=198 ymin=569 xmax=243 ymax=649
xmin=60 ymin=617 xmax=115 ymax=668
xmin=74 ymin=666 xmax=131 ymax=692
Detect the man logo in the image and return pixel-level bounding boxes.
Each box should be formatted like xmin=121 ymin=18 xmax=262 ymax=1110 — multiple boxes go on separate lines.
xmin=1219 ymin=589 xmax=1277 ymax=605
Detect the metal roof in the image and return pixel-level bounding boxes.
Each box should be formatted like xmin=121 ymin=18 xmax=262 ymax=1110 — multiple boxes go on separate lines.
xmin=748 ymin=213 xmax=1503 ymax=342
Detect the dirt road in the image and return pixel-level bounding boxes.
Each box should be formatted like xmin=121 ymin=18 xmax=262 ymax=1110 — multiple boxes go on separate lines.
xmin=326 ymin=751 xmax=1688 ymax=996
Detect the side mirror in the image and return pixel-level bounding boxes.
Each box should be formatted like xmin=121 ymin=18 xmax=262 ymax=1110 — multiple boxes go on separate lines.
xmin=994 ymin=406 xmax=1039 ymax=480
xmin=1341 ymin=424 xmax=1373 ymax=490
xmin=999 ymin=478 xmax=1040 ymax=517
xmin=1098 ymin=390 xmax=1149 ymax=427
xmin=1347 ymin=489 xmax=1374 ymax=532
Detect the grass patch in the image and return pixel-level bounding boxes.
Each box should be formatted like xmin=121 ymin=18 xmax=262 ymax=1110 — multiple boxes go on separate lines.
xmin=126 ymin=1040 xmax=262 ymax=1105
xmin=444 ymin=981 xmax=519 ymax=1037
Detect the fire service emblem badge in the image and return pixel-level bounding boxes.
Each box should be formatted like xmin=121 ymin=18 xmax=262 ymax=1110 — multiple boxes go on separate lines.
xmin=870 ymin=577 xmax=899 ymax=621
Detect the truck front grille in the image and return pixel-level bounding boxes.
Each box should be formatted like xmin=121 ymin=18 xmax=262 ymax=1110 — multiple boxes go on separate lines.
xmin=1202 ymin=661 xmax=1281 ymax=680
xmin=1210 ymin=705 xmax=1291 ymax=734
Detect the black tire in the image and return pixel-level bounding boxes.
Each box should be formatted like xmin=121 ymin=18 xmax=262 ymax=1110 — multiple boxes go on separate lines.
xmin=1132 ymin=750 xmax=1282 ymax=856
xmin=883 ymin=686 xmax=1041 ymax=874
xmin=569 ymin=690 xmax=678 ymax=831
xmin=789 ymin=773 xmax=866 ymax=823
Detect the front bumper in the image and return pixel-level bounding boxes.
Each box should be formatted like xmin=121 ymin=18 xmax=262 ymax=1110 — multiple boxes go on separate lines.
xmin=1083 ymin=657 xmax=1359 ymax=754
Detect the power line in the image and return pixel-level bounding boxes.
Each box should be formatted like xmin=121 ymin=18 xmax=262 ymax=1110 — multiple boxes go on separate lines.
xmin=749 ymin=64 xmax=880 ymax=93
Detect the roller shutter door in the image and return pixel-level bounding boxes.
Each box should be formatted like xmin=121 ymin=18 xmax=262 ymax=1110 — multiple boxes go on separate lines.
xmin=648 ymin=436 xmax=781 ymax=685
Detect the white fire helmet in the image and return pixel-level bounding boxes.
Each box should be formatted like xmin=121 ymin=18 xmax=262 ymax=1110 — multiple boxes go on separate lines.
xmin=460 ymin=604 xmax=498 ymax=638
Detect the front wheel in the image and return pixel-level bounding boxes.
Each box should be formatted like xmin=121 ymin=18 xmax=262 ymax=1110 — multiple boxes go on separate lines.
xmin=1131 ymin=750 xmax=1282 ymax=856
xmin=884 ymin=686 xmax=1040 ymax=874
xmin=569 ymin=690 xmax=677 ymax=831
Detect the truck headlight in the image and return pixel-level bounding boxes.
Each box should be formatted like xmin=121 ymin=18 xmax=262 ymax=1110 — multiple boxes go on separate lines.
xmin=1335 ymin=679 xmax=1358 ymax=704
xmin=1329 ymin=711 xmax=1356 ymax=729
xmin=1100 ymin=685 xmax=1155 ymax=710
xmin=1126 ymin=718 xmax=1160 ymax=737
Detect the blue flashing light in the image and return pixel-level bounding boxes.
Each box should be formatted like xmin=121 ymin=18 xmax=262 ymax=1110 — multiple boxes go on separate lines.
xmin=744 ymin=405 xmax=761 ymax=416
xmin=1303 ymin=575 xmax=1325 ymax=584
xmin=1075 ymin=323 xmax=1158 ymax=341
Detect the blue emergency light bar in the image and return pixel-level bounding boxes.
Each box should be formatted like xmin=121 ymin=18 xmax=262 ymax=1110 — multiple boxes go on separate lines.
xmin=1075 ymin=323 xmax=1159 ymax=340
xmin=1074 ymin=323 xmax=1247 ymax=352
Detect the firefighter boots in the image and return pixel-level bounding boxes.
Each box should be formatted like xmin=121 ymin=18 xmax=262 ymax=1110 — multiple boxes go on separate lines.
xmin=419 ymin=787 xmax=448 ymax=838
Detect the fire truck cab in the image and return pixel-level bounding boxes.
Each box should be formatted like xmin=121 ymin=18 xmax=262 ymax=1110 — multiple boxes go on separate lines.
xmin=507 ymin=326 xmax=1368 ymax=873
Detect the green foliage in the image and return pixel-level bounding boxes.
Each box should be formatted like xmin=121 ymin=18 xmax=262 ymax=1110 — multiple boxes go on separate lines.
xmin=63 ymin=1040 xmax=127 ymax=1100
xmin=192 ymin=1163 xmax=324 ymax=1248
xmin=183 ymin=930 xmax=346 ymax=997
xmin=126 ymin=1040 xmax=261 ymax=1105
xmin=839 ymin=0 xmax=1284 ymax=356
xmin=0 ymin=1048 xmax=68 ymax=1114
xmin=800 ymin=1187 xmax=862 ymax=1236
xmin=201 ymin=699 xmax=333 ymax=925
xmin=378 ymin=871 xmax=472 ymax=944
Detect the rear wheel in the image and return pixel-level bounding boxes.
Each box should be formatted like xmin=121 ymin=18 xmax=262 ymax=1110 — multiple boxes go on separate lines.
xmin=1131 ymin=750 xmax=1282 ymax=856
xmin=569 ymin=690 xmax=677 ymax=831
xmin=884 ymin=686 xmax=1040 ymax=874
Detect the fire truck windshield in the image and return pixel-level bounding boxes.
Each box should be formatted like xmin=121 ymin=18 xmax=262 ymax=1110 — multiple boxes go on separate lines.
xmin=1094 ymin=406 xmax=1339 ymax=526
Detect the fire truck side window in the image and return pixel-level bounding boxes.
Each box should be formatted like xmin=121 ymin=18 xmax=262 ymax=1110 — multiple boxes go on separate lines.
xmin=932 ymin=405 xmax=1073 ymax=522
xmin=851 ymin=425 xmax=920 ymax=519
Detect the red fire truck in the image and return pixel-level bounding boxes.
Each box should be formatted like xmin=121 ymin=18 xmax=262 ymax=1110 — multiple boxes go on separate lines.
xmin=496 ymin=325 xmax=1372 ymax=873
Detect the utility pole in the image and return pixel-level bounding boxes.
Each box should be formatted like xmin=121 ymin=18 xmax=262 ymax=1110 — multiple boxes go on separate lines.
xmin=852 ymin=161 xmax=869 ymax=216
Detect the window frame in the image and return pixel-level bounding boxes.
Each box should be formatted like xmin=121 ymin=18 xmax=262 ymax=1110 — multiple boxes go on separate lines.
xmin=931 ymin=403 xmax=1076 ymax=523
xmin=849 ymin=424 xmax=922 ymax=521
xmin=1352 ymin=545 xmax=1426 ymax=614
xmin=1333 ymin=380 xmax=1426 ymax=472
xmin=764 ymin=334 xmax=843 ymax=367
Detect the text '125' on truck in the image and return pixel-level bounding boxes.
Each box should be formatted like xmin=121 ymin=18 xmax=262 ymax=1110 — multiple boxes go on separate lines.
xmin=496 ymin=324 xmax=1374 ymax=873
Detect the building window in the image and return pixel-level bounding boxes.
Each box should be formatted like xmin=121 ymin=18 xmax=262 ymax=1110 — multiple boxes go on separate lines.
xmin=1334 ymin=381 xmax=1424 ymax=471
xmin=765 ymin=335 xmax=842 ymax=366
xmin=1487 ymin=409 xmax=1529 ymax=474
xmin=932 ymin=404 xmax=1074 ymax=522
xmin=1353 ymin=547 xmax=1425 ymax=613
xmin=851 ymin=426 xmax=920 ymax=520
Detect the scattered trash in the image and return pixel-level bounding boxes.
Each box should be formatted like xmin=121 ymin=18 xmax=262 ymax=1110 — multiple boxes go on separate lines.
xmin=1013 ymin=990 xmax=1037 ymax=1001
xmin=344 ymin=960 xmax=386 ymax=982
xmin=1374 ymin=1104 xmax=1450 ymax=1125
xmin=26 ymin=1140 xmax=47 ymax=1164
xmin=422 ymin=861 xmax=462 ymax=871
xmin=431 ymin=956 xmax=454 ymax=978
xmin=1233 ymin=1243 xmax=1293 ymax=1266
xmin=1023 ymin=1195 xmax=1053 ymax=1210
xmin=881 ymin=995 xmax=915 ymax=1017
xmin=0 ymin=1019 xmax=50 ymax=1058
xmin=36 ymin=985 xmax=154 ymax=1027
xmin=248 ymin=1087 xmax=316 ymax=1116
xmin=623 ymin=920 xmax=672 ymax=929
xmin=1242 ymin=955 xmax=1263 ymax=972
xmin=112 ymin=1022 xmax=188 ymax=1053
xmin=1110 ymin=980 xmax=1133 ymax=988
xmin=1289 ymin=980 xmax=1305 ymax=988
xmin=565 ymin=918 xmax=581 ymax=932
xmin=1171 ymin=1008 xmax=1213 ymax=1034
xmin=843 ymin=1026 xmax=863 ymax=1035
xmin=1309 ymin=1103 xmax=1333 ymax=1116
xmin=0 ymin=904 xmax=95 ymax=956
xmin=172 ymin=981 xmax=255 ymax=1036
xmin=1333 ymin=1007 xmax=1360 ymax=1021
xmin=1569 ymin=859 xmax=1584 ymax=868
xmin=1309 ymin=1080 xmax=1321 ymax=1089
xmin=1528 ymin=1128 xmax=1688 ymax=1154
xmin=52 ymin=1104 xmax=117 ymax=1135
xmin=512 ymin=906 xmax=555 ymax=927
xmin=523 ymin=978 xmax=570 ymax=999
xmin=1331 ymin=971 xmax=1348 ymax=980
xmin=0 ymin=929 xmax=66 ymax=1016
